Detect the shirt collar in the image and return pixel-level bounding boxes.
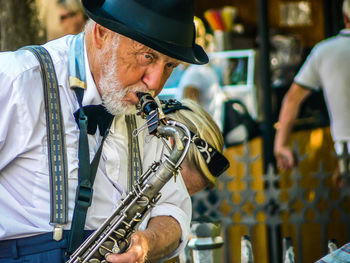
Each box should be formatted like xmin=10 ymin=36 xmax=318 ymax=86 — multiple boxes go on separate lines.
xmin=82 ymin=40 xmax=103 ymax=106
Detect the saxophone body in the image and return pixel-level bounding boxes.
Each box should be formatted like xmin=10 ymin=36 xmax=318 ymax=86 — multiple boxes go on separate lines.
xmin=67 ymin=94 xmax=191 ymax=263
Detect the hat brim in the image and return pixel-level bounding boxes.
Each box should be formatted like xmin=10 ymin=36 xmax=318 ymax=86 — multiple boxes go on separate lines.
xmin=82 ymin=0 xmax=208 ymax=65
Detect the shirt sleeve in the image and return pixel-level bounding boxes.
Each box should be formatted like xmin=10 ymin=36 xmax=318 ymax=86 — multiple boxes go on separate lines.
xmin=139 ymin=134 xmax=192 ymax=260
xmin=148 ymin=177 xmax=191 ymax=259
xmin=294 ymin=45 xmax=322 ymax=91
xmin=0 ymin=51 xmax=44 ymax=171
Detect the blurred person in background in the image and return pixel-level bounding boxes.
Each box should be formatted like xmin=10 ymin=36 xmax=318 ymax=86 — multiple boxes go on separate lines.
xmin=57 ymin=0 xmax=88 ymax=35
xmin=162 ymin=99 xmax=227 ymax=195
xmin=274 ymin=0 xmax=350 ymax=188
xmin=176 ymin=16 xmax=224 ymax=130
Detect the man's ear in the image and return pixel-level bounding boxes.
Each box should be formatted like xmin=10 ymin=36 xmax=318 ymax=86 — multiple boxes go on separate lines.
xmin=92 ymin=23 xmax=109 ymax=49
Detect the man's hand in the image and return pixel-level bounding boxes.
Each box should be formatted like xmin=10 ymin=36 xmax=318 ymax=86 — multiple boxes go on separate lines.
xmin=106 ymin=231 xmax=149 ymax=263
xmin=274 ymin=145 xmax=296 ymax=171
xmin=274 ymin=83 xmax=311 ymax=172
xmin=105 ymin=216 xmax=182 ymax=263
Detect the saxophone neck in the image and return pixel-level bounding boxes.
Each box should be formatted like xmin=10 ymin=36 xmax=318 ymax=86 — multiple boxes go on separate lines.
xmin=157 ymin=120 xmax=191 ymax=170
xmin=136 ymin=92 xmax=191 ymax=169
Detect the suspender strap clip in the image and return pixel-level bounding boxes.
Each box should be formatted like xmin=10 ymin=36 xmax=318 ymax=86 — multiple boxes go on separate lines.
xmin=75 ymin=183 xmax=93 ymax=208
xmin=53 ymin=225 xmax=64 ymax=241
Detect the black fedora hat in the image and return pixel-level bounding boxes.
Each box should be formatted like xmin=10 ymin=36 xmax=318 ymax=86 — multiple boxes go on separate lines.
xmin=81 ymin=0 xmax=208 ymax=65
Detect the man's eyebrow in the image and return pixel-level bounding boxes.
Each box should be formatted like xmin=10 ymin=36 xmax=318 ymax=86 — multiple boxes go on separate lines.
xmin=137 ymin=43 xmax=182 ymax=64
xmin=133 ymin=40 xmax=182 ymax=63
xmin=160 ymin=54 xmax=181 ymax=64
xmin=172 ymin=58 xmax=182 ymax=64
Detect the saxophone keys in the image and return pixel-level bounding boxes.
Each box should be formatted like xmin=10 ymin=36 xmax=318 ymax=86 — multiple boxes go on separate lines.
xmin=112 ymin=245 xmax=120 ymax=254
xmin=88 ymin=259 xmax=101 ymax=263
xmin=99 ymin=241 xmax=114 ymax=256
xmin=136 ymin=196 xmax=149 ymax=207
xmin=114 ymin=228 xmax=126 ymax=237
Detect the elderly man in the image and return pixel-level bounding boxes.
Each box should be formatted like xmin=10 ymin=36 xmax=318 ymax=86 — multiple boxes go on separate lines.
xmin=0 ymin=0 xmax=208 ymax=262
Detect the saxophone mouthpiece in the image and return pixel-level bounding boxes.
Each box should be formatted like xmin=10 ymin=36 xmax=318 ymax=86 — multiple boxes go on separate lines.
xmin=136 ymin=92 xmax=149 ymax=101
xmin=136 ymin=92 xmax=158 ymax=116
xmin=136 ymin=92 xmax=159 ymax=135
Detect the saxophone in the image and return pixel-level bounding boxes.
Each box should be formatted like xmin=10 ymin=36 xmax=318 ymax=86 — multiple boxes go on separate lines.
xmin=66 ymin=93 xmax=191 ymax=263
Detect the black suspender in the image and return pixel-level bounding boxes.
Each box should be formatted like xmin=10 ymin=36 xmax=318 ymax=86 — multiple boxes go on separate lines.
xmin=66 ymin=88 xmax=112 ymax=254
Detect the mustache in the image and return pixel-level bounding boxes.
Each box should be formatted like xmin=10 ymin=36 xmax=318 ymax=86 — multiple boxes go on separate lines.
xmin=124 ymin=85 xmax=156 ymax=98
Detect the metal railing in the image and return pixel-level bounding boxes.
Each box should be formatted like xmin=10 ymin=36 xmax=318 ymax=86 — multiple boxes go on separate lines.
xmin=189 ymin=137 xmax=350 ymax=262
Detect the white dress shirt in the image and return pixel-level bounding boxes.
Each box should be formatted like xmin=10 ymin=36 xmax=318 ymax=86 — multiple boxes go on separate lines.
xmin=0 ymin=35 xmax=191 ymax=258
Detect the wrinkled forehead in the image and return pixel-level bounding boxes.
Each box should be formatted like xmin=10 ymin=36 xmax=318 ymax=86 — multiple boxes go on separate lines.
xmin=121 ymin=34 xmax=182 ymax=64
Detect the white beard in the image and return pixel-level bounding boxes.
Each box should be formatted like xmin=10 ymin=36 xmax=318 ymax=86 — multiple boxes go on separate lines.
xmin=97 ymin=37 xmax=146 ymax=117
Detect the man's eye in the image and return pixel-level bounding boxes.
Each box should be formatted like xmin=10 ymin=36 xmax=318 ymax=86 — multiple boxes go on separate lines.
xmin=138 ymin=53 xmax=153 ymax=65
xmin=166 ymin=62 xmax=178 ymax=69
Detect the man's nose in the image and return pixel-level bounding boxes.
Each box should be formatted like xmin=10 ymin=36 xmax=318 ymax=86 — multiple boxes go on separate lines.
xmin=142 ymin=64 xmax=166 ymax=94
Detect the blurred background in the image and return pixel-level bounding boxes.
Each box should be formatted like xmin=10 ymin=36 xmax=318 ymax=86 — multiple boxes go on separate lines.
xmin=0 ymin=0 xmax=348 ymax=262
